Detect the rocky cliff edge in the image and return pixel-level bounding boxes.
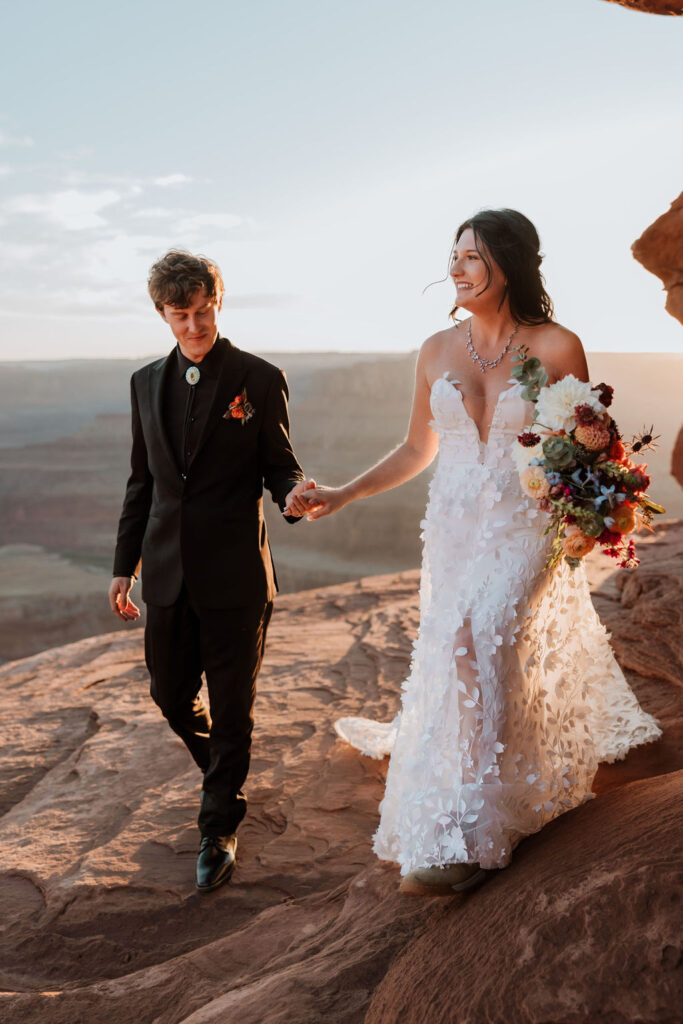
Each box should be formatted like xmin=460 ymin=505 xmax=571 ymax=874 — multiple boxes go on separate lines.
xmin=0 ymin=524 xmax=681 ymax=1024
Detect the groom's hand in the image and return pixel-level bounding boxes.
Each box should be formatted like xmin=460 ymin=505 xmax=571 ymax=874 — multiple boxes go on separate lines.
xmin=109 ymin=576 xmax=141 ymax=622
xmin=283 ymin=479 xmax=318 ymax=518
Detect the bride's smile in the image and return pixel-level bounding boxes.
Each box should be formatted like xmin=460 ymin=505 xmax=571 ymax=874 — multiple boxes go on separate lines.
xmin=449 ymin=226 xmax=508 ymax=318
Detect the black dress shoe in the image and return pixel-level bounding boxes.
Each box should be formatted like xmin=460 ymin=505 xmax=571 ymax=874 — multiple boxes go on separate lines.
xmin=195 ymin=833 xmax=237 ymax=893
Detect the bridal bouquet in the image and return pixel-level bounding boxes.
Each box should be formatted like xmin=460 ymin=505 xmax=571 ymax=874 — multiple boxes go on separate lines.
xmin=511 ymin=348 xmax=665 ymax=570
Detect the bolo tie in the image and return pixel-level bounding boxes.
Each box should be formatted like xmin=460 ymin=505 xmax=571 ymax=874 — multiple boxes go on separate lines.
xmin=182 ymin=365 xmax=201 ymax=476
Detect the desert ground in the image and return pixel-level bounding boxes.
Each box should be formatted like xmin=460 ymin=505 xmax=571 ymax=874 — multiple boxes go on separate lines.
xmin=0 ymin=349 xmax=681 ymax=662
xmin=0 ymin=520 xmax=680 ymax=1023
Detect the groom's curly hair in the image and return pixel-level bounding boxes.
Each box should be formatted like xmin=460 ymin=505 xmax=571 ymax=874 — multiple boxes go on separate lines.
xmin=148 ymin=249 xmax=225 ymax=310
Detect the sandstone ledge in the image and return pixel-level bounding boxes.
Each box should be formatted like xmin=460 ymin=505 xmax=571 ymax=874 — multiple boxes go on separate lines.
xmin=602 ymin=0 xmax=683 ymax=14
xmin=632 ymin=192 xmax=683 ymax=325
xmin=0 ymin=523 xmax=681 ymax=1024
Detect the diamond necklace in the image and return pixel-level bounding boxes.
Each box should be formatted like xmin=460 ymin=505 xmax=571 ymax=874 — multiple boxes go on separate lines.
xmin=465 ymin=319 xmax=519 ymax=373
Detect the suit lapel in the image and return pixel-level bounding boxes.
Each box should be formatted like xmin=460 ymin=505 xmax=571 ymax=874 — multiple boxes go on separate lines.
xmin=149 ymin=352 xmax=181 ymax=477
xmin=192 ymin=337 xmax=249 ymax=462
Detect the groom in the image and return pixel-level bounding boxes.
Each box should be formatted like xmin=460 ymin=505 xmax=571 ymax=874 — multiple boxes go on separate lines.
xmin=109 ymin=250 xmax=313 ymax=892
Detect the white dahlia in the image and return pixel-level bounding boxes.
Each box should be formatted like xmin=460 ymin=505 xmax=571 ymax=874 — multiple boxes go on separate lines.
xmin=511 ymin=436 xmax=544 ymax=474
xmin=534 ymin=375 xmax=605 ymax=432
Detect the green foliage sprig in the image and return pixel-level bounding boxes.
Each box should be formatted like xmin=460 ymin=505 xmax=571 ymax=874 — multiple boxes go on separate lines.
xmin=510 ymin=345 xmax=548 ymax=404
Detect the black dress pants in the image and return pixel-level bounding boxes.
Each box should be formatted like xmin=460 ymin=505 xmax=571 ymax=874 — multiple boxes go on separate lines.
xmin=144 ymin=583 xmax=273 ymax=837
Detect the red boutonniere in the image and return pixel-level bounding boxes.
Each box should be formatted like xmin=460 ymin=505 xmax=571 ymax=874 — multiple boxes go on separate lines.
xmin=224 ymin=388 xmax=255 ymax=426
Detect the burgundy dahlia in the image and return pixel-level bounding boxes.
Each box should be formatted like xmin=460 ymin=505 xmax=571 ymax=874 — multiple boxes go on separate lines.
xmin=574 ymin=403 xmax=600 ymax=427
xmin=593 ymin=382 xmax=614 ymax=408
xmin=518 ymin=431 xmax=541 ymax=447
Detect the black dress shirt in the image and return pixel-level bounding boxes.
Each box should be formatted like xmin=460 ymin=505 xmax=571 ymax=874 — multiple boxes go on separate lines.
xmin=164 ymin=339 xmax=223 ymax=476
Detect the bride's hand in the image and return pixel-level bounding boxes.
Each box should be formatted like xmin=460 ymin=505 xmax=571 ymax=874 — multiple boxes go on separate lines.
xmin=303 ymin=485 xmax=350 ymax=520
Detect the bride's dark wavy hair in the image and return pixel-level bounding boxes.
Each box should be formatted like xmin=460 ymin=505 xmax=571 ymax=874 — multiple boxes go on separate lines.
xmin=449 ymin=208 xmax=555 ymax=325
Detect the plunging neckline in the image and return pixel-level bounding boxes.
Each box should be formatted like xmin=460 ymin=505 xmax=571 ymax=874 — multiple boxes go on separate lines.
xmin=432 ymin=373 xmax=521 ymax=446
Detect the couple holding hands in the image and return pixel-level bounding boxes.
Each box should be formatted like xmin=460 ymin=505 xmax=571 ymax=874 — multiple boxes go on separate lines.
xmin=110 ymin=212 xmax=660 ymax=896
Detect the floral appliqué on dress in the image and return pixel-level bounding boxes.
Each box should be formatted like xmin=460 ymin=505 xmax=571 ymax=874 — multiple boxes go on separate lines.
xmin=335 ymin=374 xmax=661 ymax=873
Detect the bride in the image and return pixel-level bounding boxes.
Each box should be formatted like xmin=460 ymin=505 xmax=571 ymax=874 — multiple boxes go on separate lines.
xmin=288 ymin=208 xmax=662 ymax=895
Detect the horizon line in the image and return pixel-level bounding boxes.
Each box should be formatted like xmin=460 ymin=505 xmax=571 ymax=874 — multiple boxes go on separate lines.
xmin=3 ymin=349 xmax=683 ymax=366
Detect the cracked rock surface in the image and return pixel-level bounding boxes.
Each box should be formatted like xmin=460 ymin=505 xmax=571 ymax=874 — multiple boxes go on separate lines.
xmin=1 ymin=524 xmax=681 ymax=1023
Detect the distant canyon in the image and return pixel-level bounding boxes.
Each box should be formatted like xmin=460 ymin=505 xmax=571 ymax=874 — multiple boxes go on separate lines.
xmin=0 ymin=349 xmax=681 ymax=662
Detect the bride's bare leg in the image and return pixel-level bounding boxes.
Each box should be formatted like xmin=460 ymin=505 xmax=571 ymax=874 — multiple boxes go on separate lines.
xmin=399 ymin=615 xmax=489 ymax=895
xmin=452 ymin=616 xmax=482 ymax=789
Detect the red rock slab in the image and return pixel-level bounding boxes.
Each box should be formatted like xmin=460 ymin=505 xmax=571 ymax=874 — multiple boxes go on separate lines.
xmin=672 ymin=425 xmax=683 ymax=490
xmin=365 ymin=770 xmax=682 ymax=1024
xmin=602 ymin=0 xmax=683 ymax=13
xmin=0 ymin=523 xmax=680 ymax=1023
xmin=632 ymin=192 xmax=683 ymax=325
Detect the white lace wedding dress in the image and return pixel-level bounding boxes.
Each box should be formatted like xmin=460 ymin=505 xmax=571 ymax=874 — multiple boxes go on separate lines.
xmin=335 ymin=373 xmax=662 ymax=873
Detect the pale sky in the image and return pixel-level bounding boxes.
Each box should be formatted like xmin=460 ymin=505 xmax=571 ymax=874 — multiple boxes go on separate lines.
xmin=0 ymin=0 xmax=681 ymax=360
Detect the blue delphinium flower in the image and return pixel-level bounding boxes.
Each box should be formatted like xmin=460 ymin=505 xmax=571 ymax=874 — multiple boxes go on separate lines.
xmin=595 ymin=484 xmax=617 ymax=508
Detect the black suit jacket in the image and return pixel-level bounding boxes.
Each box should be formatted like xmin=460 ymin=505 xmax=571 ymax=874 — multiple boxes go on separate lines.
xmin=113 ymin=337 xmax=305 ymax=608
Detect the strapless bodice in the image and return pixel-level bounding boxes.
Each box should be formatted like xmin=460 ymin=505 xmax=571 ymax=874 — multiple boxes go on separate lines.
xmin=430 ymin=373 xmax=533 ymax=468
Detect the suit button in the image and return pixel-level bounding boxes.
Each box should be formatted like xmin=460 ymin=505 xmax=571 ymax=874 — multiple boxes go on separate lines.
xmin=181 ymin=473 xmax=187 ymax=481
